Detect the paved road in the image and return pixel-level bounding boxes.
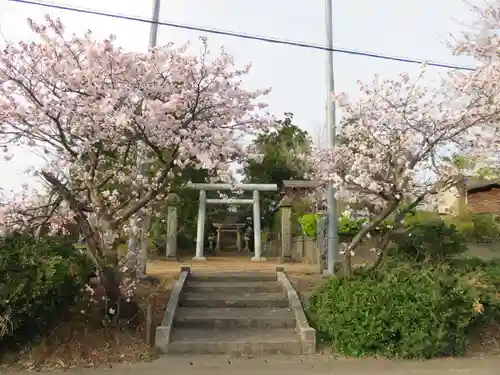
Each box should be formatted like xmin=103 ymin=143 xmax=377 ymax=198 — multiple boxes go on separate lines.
xmin=6 ymin=354 xmax=500 ymax=375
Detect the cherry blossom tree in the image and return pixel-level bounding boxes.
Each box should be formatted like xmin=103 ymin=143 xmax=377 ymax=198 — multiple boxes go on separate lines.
xmin=452 ymin=0 xmax=500 ymax=152
xmin=0 ymin=16 xmax=271 ymax=296
xmin=311 ymin=65 xmax=500 ymax=276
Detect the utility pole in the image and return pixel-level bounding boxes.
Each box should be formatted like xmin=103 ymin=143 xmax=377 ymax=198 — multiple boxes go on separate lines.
xmin=134 ymin=0 xmax=162 ymax=276
xmin=148 ymin=0 xmax=161 ymax=49
xmin=324 ymin=0 xmax=339 ymax=275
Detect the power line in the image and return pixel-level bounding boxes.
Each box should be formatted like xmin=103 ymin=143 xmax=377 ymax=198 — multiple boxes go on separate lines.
xmin=8 ymin=0 xmax=476 ymax=72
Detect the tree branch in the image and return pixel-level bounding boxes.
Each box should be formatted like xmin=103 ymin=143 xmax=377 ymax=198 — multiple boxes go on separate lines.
xmin=112 ymin=149 xmax=178 ymax=227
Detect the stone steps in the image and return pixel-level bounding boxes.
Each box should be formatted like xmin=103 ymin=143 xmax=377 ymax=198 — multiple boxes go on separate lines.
xmin=160 ymin=271 xmax=312 ymax=356
xmin=174 ymin=307 xmax=296 ymax=329
xmin=184 ymin=281 xmax=283 ymax=294
xmin=180 ymin=292 xmax=289 ymax=308
xmin=168 ymin=327 xmax=302 ymax=355
xmin=188 ymin=272 xmax=278 ymax=282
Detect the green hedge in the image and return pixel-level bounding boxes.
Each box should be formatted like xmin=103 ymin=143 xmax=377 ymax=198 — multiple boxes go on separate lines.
xmin=390 ymin=217 xmax=467 ymax=263
xmin=450 ymin=256 xmax=500 ymax=322
xmin=297 ymin=210 xmax=442 ymax=241
xmin=444 ymin=211 xmax=500 ymax=242
xmin=0 ymin=233 xmax=91 ymax=342
xmin=296 ymin=213 xmax=367 ymax=240
xmin=307 ymin=263 xmax=480 ymax=359
xmin=298 ymin=213 xmax=319 ymax=238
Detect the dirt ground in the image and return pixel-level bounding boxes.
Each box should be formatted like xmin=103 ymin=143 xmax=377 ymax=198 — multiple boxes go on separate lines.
xmin=148 ymin=255 xmax=320 ymax=274
xmin=149 ymin=256 xmax=325 ymax=300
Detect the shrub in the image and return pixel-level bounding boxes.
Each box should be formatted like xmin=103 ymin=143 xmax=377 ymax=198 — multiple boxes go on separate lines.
xmin=338 ymin=215 xmax=366 ymax=236
xmin=297 ymin=212 xmax=367 ymax=242
xmin=445 ymin=211 xmax=500 ymax=242
xmin=390 ymin=217 xmax=467 ymax=263
xmin=307 ymin=264 xmax=479 ymax=358
xmin=403 ymin=210 xmax=441 ymax=225
xmin=471 ymin=213 xmax=500 ymax=241
xmin=299 ymin=213 xmax=319 ymax=239
xmin=450 ymin=256 xmax=500 ymax=321
xmin=480 ymin=260 xmax=500 ymax=318
xmin=445 ymin=214 xmax=475 ymax=238
xmin=0 ymin=232 xmax=91 ymax=342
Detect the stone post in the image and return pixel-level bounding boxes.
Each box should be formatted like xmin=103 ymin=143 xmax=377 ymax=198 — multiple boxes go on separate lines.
xmin=215 ymin=228 xmax=221 ymax=252
xmin=279 ymin=197 xmax=293 ymax=263
xmin=244 ymin=233 xmax=250 ymax=253
xmin=316 ymin=215 xmax=328 ymax=273
xmin=165 ymin=193 xmax=180 ymax=260
xmin=243 ymin=226 xmax=251 ymax=254
xmin=208 ymin=234 xmax=215 ymax=252
xmin=236 ymin=229 xmax=242 ymax=252
xmin=296 ymin=235 xmax=305 ymax=260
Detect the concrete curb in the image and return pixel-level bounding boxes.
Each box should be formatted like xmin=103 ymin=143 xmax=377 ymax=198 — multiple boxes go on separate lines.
xmin=155 ymin=265 xmax=190 ymax=352
xmin=276 ymin=266 xmax=316 ymax=354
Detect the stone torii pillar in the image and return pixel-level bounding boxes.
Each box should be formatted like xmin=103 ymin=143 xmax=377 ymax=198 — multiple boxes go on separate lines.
xmin=252 ymin=190 xmax=262 ymax=260
xmin=193 ymin=189 xmax=207 ymax=260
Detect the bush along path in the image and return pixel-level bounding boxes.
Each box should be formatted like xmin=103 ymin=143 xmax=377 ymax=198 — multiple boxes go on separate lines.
xmin=0 ymin=232 xmax=176 ymax=372
xmin=0 ymin=233 xmax=92 ymax=345
xmin=305 ymin=214 xmax=500 ymax=359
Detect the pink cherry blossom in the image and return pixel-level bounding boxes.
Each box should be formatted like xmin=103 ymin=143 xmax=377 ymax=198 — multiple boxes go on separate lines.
xmin=311 ymin=29 xmax=500 ymax=274
xmin=0 ymin=16 xmax=272 ymax=273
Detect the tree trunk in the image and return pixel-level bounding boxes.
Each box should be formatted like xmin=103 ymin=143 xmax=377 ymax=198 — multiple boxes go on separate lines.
xmin=100 ymin=266 xmax=121 ymax=304
xmin=456 ymin=175 xmax=467 ymax=214
xmin=125 ymin=217 xmax=141 ymax=276
xmin=368 ymin=233 xmax=394 ymax=272
xmin=81 ymin=229 xmax=123 ymax=305
xmin=125 ymin=217 xmax=139 ymax=274
xmin=342 ymin=201 xmax=401 ymax=277
xmin=368 ymin=194 xmax=427 ymax=272
xmin=342 ymin=251 xmax=352 ymax=278
xmin=136 ymin=214 xmax=150 ymax=277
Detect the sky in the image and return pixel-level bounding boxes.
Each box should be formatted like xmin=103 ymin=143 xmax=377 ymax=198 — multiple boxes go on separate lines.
xmin=0 ymin=0 xmax=481 ymax=194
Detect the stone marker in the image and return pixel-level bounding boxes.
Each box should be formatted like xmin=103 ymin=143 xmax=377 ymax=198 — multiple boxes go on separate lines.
xmin=279 ymin=197 xmax=293 ymax=263
xmin=165 ymin=193 xmax=180 ymax=260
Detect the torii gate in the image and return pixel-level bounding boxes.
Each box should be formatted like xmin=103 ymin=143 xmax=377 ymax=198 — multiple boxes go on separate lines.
xmin=187 ymin=183 xmax=278 ymax=261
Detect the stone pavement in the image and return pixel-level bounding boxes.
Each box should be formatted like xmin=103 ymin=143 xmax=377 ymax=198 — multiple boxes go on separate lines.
xmin=6 ymin=354 xmax=500 ymax=375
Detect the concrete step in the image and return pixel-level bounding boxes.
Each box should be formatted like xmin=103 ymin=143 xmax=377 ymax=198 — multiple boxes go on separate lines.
xmin=168 ymin=327 xmax=302 ymax=355
xmin=185 ymin=281 xmax=283 ymax=294
xmin=180 ymin=293 xmax=289 ymax=308
xmin=188 ymin=272 xmax=277 ymax=282
xmin=174 ymin=307 xmax=296 ymax=329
